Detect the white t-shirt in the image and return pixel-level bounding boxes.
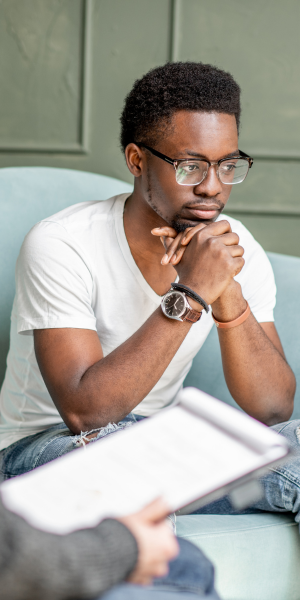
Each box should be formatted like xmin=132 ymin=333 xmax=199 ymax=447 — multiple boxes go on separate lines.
xmin=0 ymin=193 xmax=276 ymax=450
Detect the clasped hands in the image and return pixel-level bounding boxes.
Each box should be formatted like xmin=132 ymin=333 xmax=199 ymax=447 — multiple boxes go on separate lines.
xmin=151 ymin=220 xmax=245 ymax=309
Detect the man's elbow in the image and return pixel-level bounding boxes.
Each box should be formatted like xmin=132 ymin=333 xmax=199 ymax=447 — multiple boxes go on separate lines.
xmin=264 ymin=391 xmax=295 ymax=426
xmin=62 ymin=410 xmax=112 ymax=436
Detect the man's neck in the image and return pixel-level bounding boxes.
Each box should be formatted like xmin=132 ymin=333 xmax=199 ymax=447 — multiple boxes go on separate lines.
xmin=123 ymin=189 xmax=177 ymax=296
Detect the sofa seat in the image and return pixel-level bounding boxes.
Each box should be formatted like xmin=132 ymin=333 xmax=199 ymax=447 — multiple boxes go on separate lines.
xmin=177 ymin=514 xmax=300 ymax=600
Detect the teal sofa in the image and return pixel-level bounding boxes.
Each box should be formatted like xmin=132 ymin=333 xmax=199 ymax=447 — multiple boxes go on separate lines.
xmin=1 ymin=167 xmax=300 ymax=600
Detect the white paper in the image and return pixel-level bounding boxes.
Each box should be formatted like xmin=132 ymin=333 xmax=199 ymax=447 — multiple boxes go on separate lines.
xmin=0 ymin=388 xmax=289 ymax=534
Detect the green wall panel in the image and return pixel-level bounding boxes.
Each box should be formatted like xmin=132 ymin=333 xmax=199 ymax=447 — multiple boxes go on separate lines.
xmin=0 ymin=0 xmax=172 ymax=183
xmin=0 ymin=0 xmax=85 ymax=150
xmin=175 ymin=0 xmax=300 ymax=157
xmin=226 ymin=160 xmax=300 ymax=215
xmin=226 ymin=213 xmax=300 ymax=258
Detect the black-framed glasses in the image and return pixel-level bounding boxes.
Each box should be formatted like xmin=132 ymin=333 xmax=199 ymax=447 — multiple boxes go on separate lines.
xmin=136 ymin=143 xmax=253 ymax=186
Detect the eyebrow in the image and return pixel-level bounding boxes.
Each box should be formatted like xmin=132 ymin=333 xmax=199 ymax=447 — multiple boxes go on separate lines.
xmin=184 ymin=149 xmax=240 ymax=160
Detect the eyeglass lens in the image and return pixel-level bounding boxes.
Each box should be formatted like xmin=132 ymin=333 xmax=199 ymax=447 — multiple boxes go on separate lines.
xmin=176 ymin=158 xmax=249 ymax=186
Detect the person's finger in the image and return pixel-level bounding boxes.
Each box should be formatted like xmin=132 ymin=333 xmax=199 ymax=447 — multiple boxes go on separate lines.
xmin=181 ymin=220 xmax=231 ymax=246
xmin=216 ymin=232 xmax=240 ymax=246
xmin=228 ymin=244 xmax=244 ymax=257
xmin=136 ymin=497 xmax=173 ymax=523
xmin=151 ymin=226 xmax=177 ymax=239
xmin=170 ymin=245 xmax=186 ymax=265
xmin=232 ymin=256 xmax=245 ymax=276
xmin=162 ymin=235 xmax=178 ymax=251
xmin=161 ymin=232 xmax=185 ymax=265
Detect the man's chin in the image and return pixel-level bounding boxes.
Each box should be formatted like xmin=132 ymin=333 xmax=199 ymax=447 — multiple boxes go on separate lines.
xmin=170 ymin=215 xmax=219 ymax=233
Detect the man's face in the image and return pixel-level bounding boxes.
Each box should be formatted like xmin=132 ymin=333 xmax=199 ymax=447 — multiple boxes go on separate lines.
xmin=143 ymin=110 xmax=239 ymax=232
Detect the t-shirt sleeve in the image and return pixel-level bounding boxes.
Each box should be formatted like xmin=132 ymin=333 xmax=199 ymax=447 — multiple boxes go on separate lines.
xmin=234 ymin=222 xmax=276 ymax=323
xmin=15 ymin=220 xmax=97 ymax=335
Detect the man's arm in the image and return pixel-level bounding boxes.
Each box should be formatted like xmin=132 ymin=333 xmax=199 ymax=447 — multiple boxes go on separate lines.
xmin=0 ymin=498 xmax=177 ymax=599
xmin=34 ymin=312 xmax=192 ymax=433
xmin=211 ymin=281 xmax=295 ymax=425
xmin=34 ymin=221 xmax=242 ymax=434
xmin=156 ymin=223 xmax=295 ymax=426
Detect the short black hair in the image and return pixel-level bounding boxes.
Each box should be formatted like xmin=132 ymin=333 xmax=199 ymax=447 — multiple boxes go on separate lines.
xmin=120 ymin=62 xmax=241 ymax=152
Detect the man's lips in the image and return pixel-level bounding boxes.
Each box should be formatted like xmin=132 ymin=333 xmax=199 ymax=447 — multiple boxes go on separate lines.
xmin=185 ymin=206 xmax=221 ymax=220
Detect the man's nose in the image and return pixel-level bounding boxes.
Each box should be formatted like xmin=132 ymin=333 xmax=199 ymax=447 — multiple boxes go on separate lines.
xmin=194 ymin=164 xmax=223 ymax=196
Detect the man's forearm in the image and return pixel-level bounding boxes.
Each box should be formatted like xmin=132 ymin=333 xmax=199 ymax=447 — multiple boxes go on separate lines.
xmin=38 ymin=309 xmax=193 ymax=433
xmin=78 ymin=310 xmax=193 ymax=429
xmin=213 ymin=284 xmax=295 ymax=424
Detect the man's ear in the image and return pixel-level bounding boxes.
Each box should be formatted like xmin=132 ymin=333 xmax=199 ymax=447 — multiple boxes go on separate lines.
xmin=125 ymin=143 xmax=145 ymax=178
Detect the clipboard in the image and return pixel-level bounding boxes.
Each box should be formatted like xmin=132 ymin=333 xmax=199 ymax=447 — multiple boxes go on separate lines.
xmin=0 ymin=387 xmax=290 ymax=534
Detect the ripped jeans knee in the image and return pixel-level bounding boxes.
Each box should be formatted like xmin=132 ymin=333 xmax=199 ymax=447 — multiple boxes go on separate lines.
xmin=0 ymin=414 xmax=140 ymax=480
xmin=74 ymin=419 xmax=135 ymax=448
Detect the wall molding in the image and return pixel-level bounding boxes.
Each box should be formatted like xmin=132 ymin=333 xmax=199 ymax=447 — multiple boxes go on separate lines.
xmin=0 ymin=0 xmax=91 ymax=155
xmin=251 ymin=153 xmax=300 ymax=162
xmin=169 ymin=0 xmax=181 ymax=62
xmin=227 ymin=208 xmax=300 ymax=217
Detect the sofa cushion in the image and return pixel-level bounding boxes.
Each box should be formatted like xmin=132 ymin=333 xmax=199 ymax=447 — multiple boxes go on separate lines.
xmin=177 ymin=513 xmax=300 ymax=600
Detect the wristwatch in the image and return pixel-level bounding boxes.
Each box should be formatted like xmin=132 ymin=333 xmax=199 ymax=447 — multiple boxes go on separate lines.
xmin=161 ymin=289 xmax=202 ymax=323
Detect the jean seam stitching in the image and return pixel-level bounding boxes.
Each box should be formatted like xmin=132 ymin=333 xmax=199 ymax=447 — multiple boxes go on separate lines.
xmin=270 ymin=467 xmax=300 ymax=489
xmin=32 ymin=432 xmax=77 ymax=469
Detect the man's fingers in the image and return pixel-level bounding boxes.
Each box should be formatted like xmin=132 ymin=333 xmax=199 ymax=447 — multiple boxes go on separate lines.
xmin=181 ymin=220 xmax=231 ymax=246
xmin=229 ymin=244 xmax=244 ymax=257
xmin=151 ymin=226 xmax=177 ymax=239
xmin=218 ymin=232 xmax=240 ymax=247
xmin=233 ymin=256 xmax=245 ymax=276
xmin=170 ymin=245 xmax=186 ymax=265
xmin=160 ymin=236 xmax=174 ymax=251
xmin=161 ymin=232 xmax=185 ymax=265
xmin=180 ymin=222 xmax=207 ymax=245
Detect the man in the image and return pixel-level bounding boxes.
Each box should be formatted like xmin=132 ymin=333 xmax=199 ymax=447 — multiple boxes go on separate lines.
xmin=0 ymin=62 xmax=299 ymax=518
xmin=0 ymin=495 xmax=220 ymax=599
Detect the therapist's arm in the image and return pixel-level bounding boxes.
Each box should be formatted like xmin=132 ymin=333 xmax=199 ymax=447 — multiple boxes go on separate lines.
xmin=0 ymin=498 xmax=177 ymax=599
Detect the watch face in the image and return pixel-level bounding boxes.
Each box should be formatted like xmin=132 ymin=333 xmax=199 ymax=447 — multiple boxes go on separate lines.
xmin=163 ymin=291 xmax=186 ymax=319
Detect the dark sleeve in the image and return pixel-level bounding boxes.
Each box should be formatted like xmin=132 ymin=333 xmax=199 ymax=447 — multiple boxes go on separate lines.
xmin=0 ymin=498 xmax=138 ymax=600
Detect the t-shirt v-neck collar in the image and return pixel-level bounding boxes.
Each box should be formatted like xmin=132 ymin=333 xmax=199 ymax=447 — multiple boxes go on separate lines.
xmin=114 ymin=193 xmax=164 ymax=304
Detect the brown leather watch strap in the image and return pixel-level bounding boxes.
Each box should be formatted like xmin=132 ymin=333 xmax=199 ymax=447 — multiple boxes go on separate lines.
xmin=183 ymin=309 xmax=202 ymax=323
xmin=212 ymin=301 xmax=250 ymax=329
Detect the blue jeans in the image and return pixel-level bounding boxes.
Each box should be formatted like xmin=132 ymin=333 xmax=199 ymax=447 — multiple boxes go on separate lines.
xmin=0 ymin=414 xmax=141 ymax=480
xmin=1 ymin=418 xmax=300 ymax=521
xmin=193 ymin=420 xmax=300 ymax=522
xmin=100 ymin=538 xmax=220 ymax=599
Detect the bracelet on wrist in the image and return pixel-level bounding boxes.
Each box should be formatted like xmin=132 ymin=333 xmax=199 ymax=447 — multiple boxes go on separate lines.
xmin=212 ymin=301 xmax=250 ymax=329
xmin=171 ymin=283 xmax=209 ymax=313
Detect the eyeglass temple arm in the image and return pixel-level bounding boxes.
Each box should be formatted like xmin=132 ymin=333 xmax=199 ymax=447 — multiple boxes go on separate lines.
xmin=238 ymin=149 xmax=254 ymax=167
xmin=135 ymin=143 xmax=175 ymax=166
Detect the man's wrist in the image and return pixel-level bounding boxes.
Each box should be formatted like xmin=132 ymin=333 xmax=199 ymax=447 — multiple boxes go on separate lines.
xmin=211 ymin=281 xmax=247 ymax=323
xmin=187 ymin=297 xmax=204 ymax=311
